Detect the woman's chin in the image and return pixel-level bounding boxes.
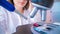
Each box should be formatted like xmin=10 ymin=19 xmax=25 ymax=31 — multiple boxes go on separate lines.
xmin=18 ymin=5 xmax=24 ymax=8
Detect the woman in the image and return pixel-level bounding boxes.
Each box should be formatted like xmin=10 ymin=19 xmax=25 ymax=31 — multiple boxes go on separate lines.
xmin=0 ymin=0 xmax=30 ymax=34
xmin=0 ymin=0 xmax=53 ymax=34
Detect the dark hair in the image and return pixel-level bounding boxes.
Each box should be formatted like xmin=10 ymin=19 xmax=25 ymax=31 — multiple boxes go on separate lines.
xmin=8 ymin=0 xmax=29 ymax=10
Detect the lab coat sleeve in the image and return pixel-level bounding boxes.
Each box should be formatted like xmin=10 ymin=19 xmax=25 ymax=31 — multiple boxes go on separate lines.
xmin=0 ymin=6 xmax=11 ymax=34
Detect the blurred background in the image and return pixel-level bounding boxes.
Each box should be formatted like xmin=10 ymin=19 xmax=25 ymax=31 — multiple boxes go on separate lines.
xmin=51 ymin=0 xmax=60 ymax=22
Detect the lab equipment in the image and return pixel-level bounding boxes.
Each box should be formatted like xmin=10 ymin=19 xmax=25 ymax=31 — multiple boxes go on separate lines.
xmin=31 ymin=22 xmax=60 ymax=34
xmin=30 ymin=0 xmax=60 ymax=34
xmin=30 ymin=0 xmax=54 ymax=21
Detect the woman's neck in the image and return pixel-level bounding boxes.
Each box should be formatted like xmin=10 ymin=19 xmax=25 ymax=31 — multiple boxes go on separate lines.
xmin=15 ymin=5 xmax=24 ymax=14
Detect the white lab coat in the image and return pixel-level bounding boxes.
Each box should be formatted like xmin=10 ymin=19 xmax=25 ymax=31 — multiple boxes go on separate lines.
xmin=0 ymin=6 xmax=22 ymax=34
